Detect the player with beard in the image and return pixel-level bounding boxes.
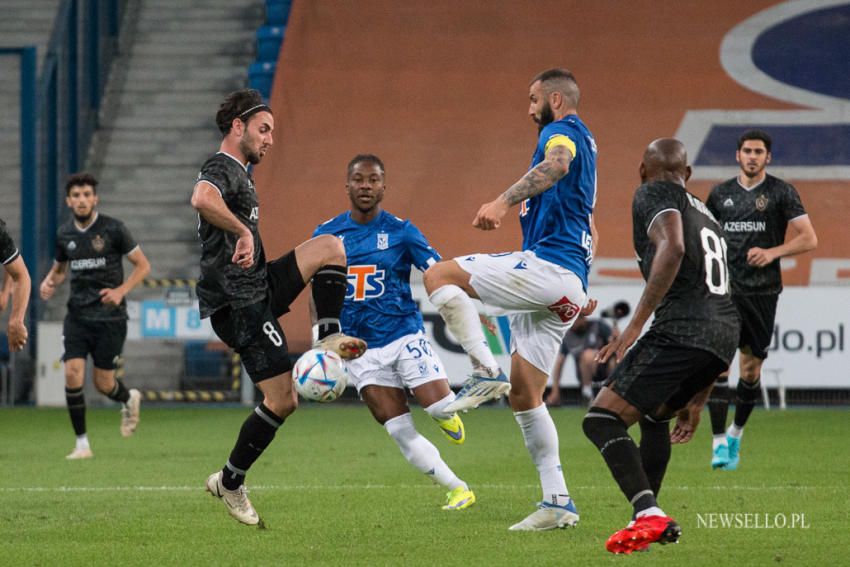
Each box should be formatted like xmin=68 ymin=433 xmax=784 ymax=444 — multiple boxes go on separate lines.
xmin=705 ymin=130 xmax=817 ymax=471
xmin=423 ymin=68 xmax=598 ymax=530
xmin=40 ymin=173 xmax=150 ymax=458
xmin=584 ymin=138 xmax=739 ymax=553
xmin=193 ymin=89 xmax=366 ymax=526
xmin=0 ymin=218 xmax=31 ymax=352
xmin=312 ymin=154 xmax=476 ymax=511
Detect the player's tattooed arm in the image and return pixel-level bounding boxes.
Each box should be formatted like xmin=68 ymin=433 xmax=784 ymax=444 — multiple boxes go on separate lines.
xmin=473 ymin=144 xmax=573 ymax=230
xmin=500 ymin=144 xmax=573 ymax=206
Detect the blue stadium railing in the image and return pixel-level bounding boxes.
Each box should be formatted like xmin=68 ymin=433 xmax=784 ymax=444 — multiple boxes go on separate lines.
xmin=4 ymin=0 xmax=126 ymax=353
xmin=248 ymin=0 xmax=293 ymax=101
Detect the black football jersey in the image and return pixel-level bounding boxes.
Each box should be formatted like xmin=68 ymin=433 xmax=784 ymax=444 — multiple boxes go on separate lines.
xmin=194 ymin=152 xmax=268 ymax=318
xmin=54 ymin=213 xmax=138 ymax=320
xmin=0 ymin=218 xmax=20 ymax=265
xmin=632 ymin=181 xmax=739 ymax=364
xmin=706 ymin=174 xmax=807 ymax=295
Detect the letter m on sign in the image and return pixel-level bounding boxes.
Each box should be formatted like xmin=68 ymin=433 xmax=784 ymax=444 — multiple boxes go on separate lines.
xmin=142 ymin=301 xmax=176 ymax=337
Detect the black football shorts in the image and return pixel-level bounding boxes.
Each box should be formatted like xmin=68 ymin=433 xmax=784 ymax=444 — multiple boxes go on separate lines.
xmin=62 ymin=315 xmax=127 ymax=370
xmin=211 ymin=298 xmax=293 ymax=383
xmin=604 ymin=334 xmax=727 ymax=416
xmin=732 ymin=293 xmax=778 ymax=360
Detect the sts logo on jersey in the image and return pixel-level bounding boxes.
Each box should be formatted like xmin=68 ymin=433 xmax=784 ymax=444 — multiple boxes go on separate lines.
xmin=347 ymin=265 xmax=386 ymax=301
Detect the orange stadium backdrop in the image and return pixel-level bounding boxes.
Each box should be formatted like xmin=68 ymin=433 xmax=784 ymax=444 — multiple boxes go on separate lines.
xmin=252 ymin=1 xmax=849 ymax=350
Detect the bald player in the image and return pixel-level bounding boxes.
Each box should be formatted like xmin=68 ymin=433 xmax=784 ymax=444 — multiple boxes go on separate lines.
xmin=582 ymin=138 xmax=739 ymax=554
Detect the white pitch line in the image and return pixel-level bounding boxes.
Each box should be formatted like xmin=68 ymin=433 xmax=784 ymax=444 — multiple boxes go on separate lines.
xmin=0 ymin=484 xmax=830 ymax=493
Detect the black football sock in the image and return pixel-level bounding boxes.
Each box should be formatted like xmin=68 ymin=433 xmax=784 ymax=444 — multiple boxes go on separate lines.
xmin=312 ymin=265 xmax=347 ymax=340
xmin=65 ymin=386 xmax=87 ymax=436
xmin=583 ymin=407 xmax=657 ymax=516
xmin=222 ymin=403 xmax=285 ymax=490
xmin=708 ymin=376 xmax=730 ymax=436
xmin=733 ymin=378 xmax=761 ymax=428
xmin=639 ymin=415 xmax=671 ymax=497
xmin=106 ymin=378 xmax=131 ymax=404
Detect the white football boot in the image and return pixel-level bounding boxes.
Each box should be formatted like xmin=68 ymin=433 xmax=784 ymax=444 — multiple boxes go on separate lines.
xmin=206 ymin=471 xmax=260 ymax=526
xmin=121 ymin=388 xmax=141 ymax=437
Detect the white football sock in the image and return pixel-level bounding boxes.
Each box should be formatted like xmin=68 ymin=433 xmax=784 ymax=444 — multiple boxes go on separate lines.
xmin=636 ymin=506 xmax=666 ymax=519
xmin=384 ymin=413 xmax=465 ymax=490
xmin=514 ymin=404 xmax=568 ymax=504
xmin=712 ymin=434 xmax=727 ymax=450
xmin=428 ymin=284 xmax=499 ymax=375
xmin=76 ymin=434 xmax=90 ymax=450
xmin=424 ymin=392 xmax=456 ymax=421
xmin=728 ymin=424 xmax=744 ymax=439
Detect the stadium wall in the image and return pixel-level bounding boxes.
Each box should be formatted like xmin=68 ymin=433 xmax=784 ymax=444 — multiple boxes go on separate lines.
xmin=251 ymin=1 xmax=850 ymax=360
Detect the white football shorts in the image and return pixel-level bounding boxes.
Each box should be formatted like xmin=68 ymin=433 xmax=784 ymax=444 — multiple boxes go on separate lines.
xmin=455 ymin=250 xmax=586 ymax=374
xmin=345 ymin=331 xmax=448 ymax=393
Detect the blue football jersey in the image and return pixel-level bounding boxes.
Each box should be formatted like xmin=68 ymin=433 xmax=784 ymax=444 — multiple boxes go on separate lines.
xmin=313 ymin=210 xmax=441 ymax=348
xmin=520 ymin=114 xmax=597 ymax=290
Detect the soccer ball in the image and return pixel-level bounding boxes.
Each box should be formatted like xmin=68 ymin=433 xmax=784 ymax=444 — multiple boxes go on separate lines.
xmin=292 ymin=348 xmax=348 ymax=402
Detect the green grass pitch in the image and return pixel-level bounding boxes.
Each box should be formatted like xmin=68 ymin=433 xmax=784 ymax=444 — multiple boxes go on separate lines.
xmin=1 ymin=404 xmax=846 ymax=566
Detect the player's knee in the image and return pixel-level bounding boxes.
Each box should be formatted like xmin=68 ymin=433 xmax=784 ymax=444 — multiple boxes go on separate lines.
xmin=264 ymin=394 xmax=297 ymax=419
xmin=736 ymin=378 xmax=761 ymax=404
xmin=316 ymin=233 xmax=346 ymax=265
xmin=582 ymin=406 xmax=626 ymax=447
xmin=422 ymin=263 xmax=443 ymax=294
xmin=740 ymin=367 xmax=761 ymax=383
xmin=371 ymin=407 xmax=399 ymax=425
xmin=507 ymin=390 xmax=532 ymax=412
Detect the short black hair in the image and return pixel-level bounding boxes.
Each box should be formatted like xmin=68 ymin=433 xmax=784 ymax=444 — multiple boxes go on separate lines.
xmin=529 ymin=68 xmax=580 ymax=108
xmin=738 ymin=129 xmax=772 ymax=152
xmin=65 ymin=172 xmax=98 ymax=195
xmin=347 ymin=154 xmax=385 ymax=177
xmin=215 ymin=89 xmax=272 ymax=136
xmin=530 ymin=68 xmax=577 ymax=87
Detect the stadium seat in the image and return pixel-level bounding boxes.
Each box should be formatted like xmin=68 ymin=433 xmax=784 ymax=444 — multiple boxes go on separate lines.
xmin=256 ymin=25 xmax=285 ymax=62
xmin=248 ymin=61 xmax=277 ymax=100
xmin=182 ymin=341 xmax=229 ymax=390
xmin=265 ymin=0 xmax=292 ymax=26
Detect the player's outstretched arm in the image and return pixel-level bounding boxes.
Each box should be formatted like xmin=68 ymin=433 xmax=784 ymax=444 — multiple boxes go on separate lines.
xmin=191 ymin=181 xmax=254 ymax=268
xmin=473 ymin=144 xmax=573 ymax=230
xmin=4 ymin=256 xmax=31 ymax=351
